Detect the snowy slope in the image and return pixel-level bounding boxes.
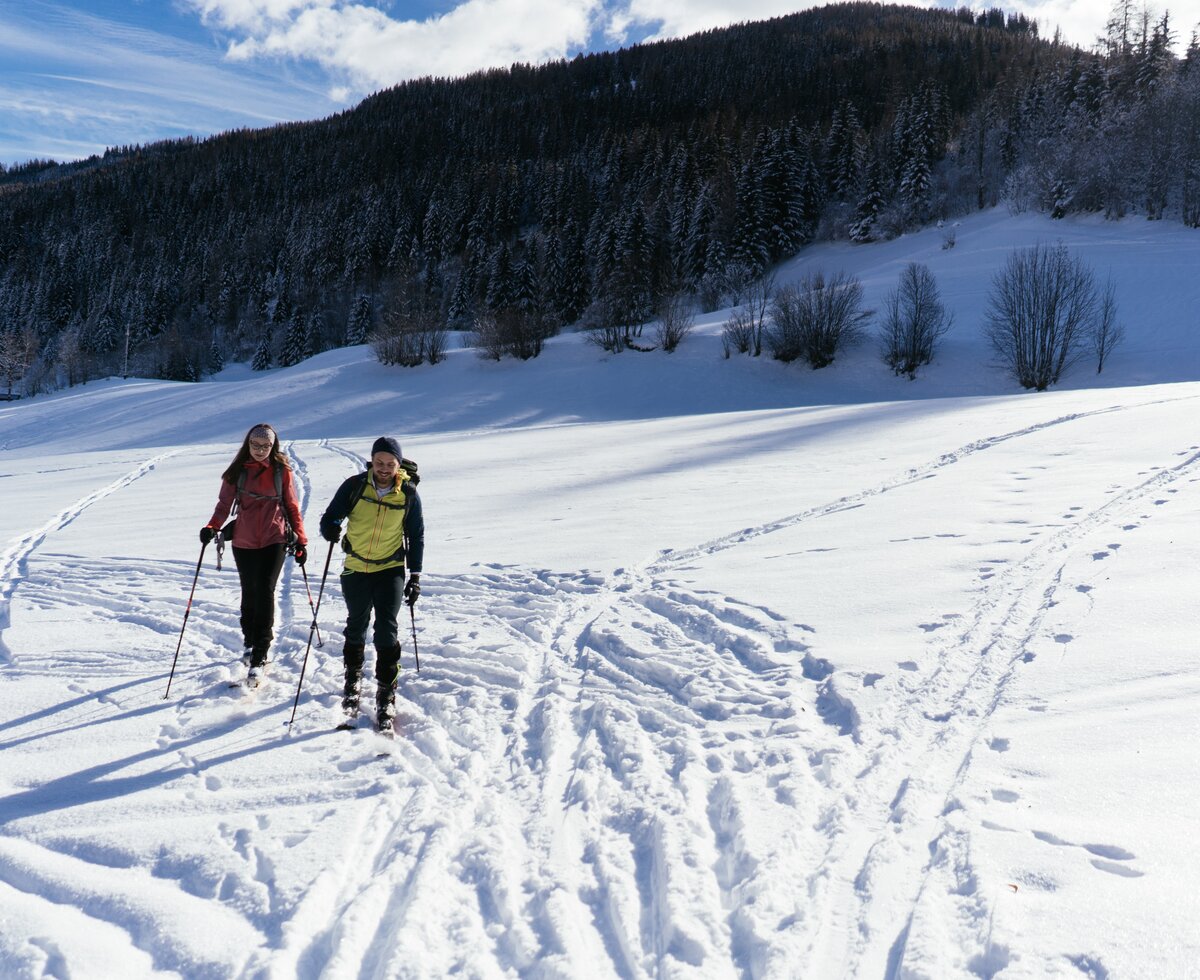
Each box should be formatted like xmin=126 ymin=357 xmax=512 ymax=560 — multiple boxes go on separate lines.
xmin=1 ymin=208 xmax=1198 ymax=979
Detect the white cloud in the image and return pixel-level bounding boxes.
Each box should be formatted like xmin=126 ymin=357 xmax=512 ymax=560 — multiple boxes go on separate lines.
xmin=189 ymin=0 xmax=603 ymax=90
xmin=0 ymin=2 xmax=338 ymax=164
xmin=604 ymin=0 xmax=826 ymax=43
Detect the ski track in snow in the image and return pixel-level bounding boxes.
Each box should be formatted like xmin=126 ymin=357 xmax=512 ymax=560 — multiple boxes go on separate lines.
xmin=0 ymin=404 xmax=1196 ymax=978
xmin=0 ymin=451 xmax=179 ymax=666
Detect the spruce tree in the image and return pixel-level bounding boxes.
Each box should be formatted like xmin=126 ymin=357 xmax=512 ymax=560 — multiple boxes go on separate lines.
xmin=208 ymin=337 xmax=225 ymax=374
xmin=280 ymin=309 xmax=306 ymax=367
xmin=251 ymin=332 xmax=272 ymax=371
xmin=347 ymin=294 xmax=372 ymax=344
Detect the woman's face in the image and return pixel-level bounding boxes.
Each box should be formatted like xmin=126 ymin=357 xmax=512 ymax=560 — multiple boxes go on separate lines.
xmin=248 ymin=431 xmax=274 ymax=462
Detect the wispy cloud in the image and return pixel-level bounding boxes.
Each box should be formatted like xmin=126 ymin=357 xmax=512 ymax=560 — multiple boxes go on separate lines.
xmin=187 ymin=0 xmax=604 ymax=89
xmin=0 ymin=0 xmax=338 ymax=164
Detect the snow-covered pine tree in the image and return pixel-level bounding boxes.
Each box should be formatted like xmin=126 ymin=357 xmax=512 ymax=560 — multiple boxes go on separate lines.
xmin=208 ymin=337 xmax=225 ymax=374
xmin=850 ymin=160 xmax=885 ymax=243
xmin=485 ymin=242 xmax=515 ymax=313
xmin=304 ymin=310 xmax=321 ymax=358
xmin=731 ymin=160 xmax=770 ymax=274
xmin=346 ymin=294 xmax=372 ymax=345
xmin=279 ymin=310 xmax=305 ymax=367
xmin=251 ymin=331 xmax=272 ymax=371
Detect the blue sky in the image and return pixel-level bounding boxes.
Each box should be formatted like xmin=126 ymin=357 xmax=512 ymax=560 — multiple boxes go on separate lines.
xmin=3 ymin=0 xmax=1198 ymax=167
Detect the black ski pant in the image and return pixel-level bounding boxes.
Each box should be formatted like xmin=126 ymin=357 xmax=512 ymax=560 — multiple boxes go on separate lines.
xmin=232 ymin=543 xmax=286 ymax=666
xmin=341 ymin=566 xmax=405 ymax=688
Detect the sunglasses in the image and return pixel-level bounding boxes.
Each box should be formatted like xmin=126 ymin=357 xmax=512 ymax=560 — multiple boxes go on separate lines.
xmin=249 ymin=439 xmax=273 ymax=451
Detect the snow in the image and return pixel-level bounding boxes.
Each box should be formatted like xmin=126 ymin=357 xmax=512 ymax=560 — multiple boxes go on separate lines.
xmin=1 ymin=207 xmax=1198 ymax=978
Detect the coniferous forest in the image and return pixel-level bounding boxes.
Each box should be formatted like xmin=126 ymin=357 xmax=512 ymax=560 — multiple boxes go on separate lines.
xmin=0 ymin=1 xmax=1197 ymax=393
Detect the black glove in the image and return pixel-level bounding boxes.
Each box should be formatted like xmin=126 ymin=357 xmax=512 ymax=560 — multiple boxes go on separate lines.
xmin=404 ymin=576 xmax=421 ymax=607
xmin=294 ymin=544 xmax=307 ymax=566
xmin=321 ymin=524 xmax=342 ymax=543
xmin=199 ymin=525 xmax=215 ymax=545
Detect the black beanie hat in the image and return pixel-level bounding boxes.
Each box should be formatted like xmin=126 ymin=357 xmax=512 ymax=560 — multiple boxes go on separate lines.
xmin=371 ymin=436 xmax=402 ymax=460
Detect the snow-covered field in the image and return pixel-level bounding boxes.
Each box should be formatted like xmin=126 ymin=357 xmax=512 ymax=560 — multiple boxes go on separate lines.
xmin=1 ymin=209 xmax=1197 ymax=978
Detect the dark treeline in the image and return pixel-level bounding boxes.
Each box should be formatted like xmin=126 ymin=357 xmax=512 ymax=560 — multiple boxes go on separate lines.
xmin=0 ymin=2 xmax=1194 ymax=393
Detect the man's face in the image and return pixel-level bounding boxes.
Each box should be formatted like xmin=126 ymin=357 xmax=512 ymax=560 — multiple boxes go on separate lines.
xmin=372 ymin=452 xmax=399 ymax=483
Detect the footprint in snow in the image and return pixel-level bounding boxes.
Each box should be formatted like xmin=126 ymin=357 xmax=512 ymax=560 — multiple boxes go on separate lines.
xmin=991 ymin=788 xmax=1020 ymax=803
xmin=988 ymin=737 xmax=1010 ymax=752
xmin=898 ymin=661 xmax=918 ymax=671
xmin=1092 ymin=859 xmax=1145 ymax=878
xmin=1054 ymin=634 xmax=1073 ymax=644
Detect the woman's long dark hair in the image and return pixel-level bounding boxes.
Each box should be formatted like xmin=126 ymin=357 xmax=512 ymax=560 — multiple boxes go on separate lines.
xmin=221 ymin=423 xmax=291 ymax=484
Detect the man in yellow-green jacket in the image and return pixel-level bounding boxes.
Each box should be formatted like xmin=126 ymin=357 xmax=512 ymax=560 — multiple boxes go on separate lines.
xmin=319 ymin=436 xmax=424 ymax=732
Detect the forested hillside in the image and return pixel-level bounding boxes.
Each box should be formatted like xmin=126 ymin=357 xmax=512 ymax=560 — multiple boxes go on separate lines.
xmin=0 ymin=2 xmax=1194 ymax=393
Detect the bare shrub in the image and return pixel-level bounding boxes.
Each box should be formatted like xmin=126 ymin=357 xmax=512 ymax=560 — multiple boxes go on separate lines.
xmin=767 ymin=270 xmax=872 ymax=368
xmin=721 ymin=262 xmax=757 ymax=307
xmin=880 ymin=263 xmax=953 ymax=379
xmin=695 ymin=272 xmax=725 ymax=313
xmin=721 ymin=308 xmax=755 ymax=358
xmin=721 ymin=273 xmax=775 ymax=357
xmin=372 ymin=293 xmax=448 ymax=367
xmin=984 ymin=243 xmax=1115 ymax=390
xmin=655 ymin=292 xmax=695 ymax=353
xmin=0 ymin=327 xmax=39 ymax=398
xmin=370 ymin=323 xmax=425 ymax=367
xmin=583 ymin=290 xmax=651 ymax=353
xmin=1092 ymin=279 xmax=1124 ymax=374
xmin=471 ymin=310 xmax=552 ymax=360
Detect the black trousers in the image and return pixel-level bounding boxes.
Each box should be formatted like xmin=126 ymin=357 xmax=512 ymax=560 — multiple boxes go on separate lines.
xmin=341 ymin=566 xmax=405 ymax=688
xmin=232 ymin=543 xmax=286 ymax=664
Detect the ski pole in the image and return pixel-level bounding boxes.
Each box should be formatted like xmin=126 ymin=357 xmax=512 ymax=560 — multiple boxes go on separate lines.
xmin=289 ymin=540 xmax=334 ymax=729
xmin=165 ymin=541 xmax=208 ymax=699
xmin=298 ymin=563 xmax=324 ymax=648
xmin=409 ymin=603 xmax=420 ymax=673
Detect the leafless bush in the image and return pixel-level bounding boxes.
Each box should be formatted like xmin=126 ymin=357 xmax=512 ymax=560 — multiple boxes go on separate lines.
xmin=767 ymin=270 xmax=872 ymax=368
xmin=695 ymin=272 xmax=725 ymax=313
xmin=582 ymin=290 xmax=652 ymax=353
xmin=880 ymin=263 xmax=953 ymax=378
xmin=471 ymin=310 xmax=552 ymax=360
xmin=721 ymin=308 xmax=755 ymax=358
xmin=655 ymin=292 xmax=695 ymax=353
xmin=0 ymin=327 xmax=39 ymax=397
xmin=1092 ymin=278 xmax=1124 ymax=374
xmin=372 ymin=295 xmax=449 ymax=367
xmin=721 ymin=273 xmax=775 ymax=357
xmin=984 ymin=243 xmax=1115 ymax=390
xmin=721 ymin=262 xmax=758 ymax=307
xmin=370 ymin=324 xmax=425 ymax=367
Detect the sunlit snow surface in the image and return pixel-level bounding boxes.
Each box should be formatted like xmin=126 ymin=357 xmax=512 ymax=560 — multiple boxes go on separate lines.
xmin=1 ymin=210 xmax=1197 ymax=978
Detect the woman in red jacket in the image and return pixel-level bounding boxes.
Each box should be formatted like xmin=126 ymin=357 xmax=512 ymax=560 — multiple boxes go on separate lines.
xmin=200 ymin=423 xmax=307 ymax=685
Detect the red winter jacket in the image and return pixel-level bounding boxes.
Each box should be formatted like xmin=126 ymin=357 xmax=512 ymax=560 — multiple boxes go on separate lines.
xmin=207 ymin=459 xmax=308 ymax=550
